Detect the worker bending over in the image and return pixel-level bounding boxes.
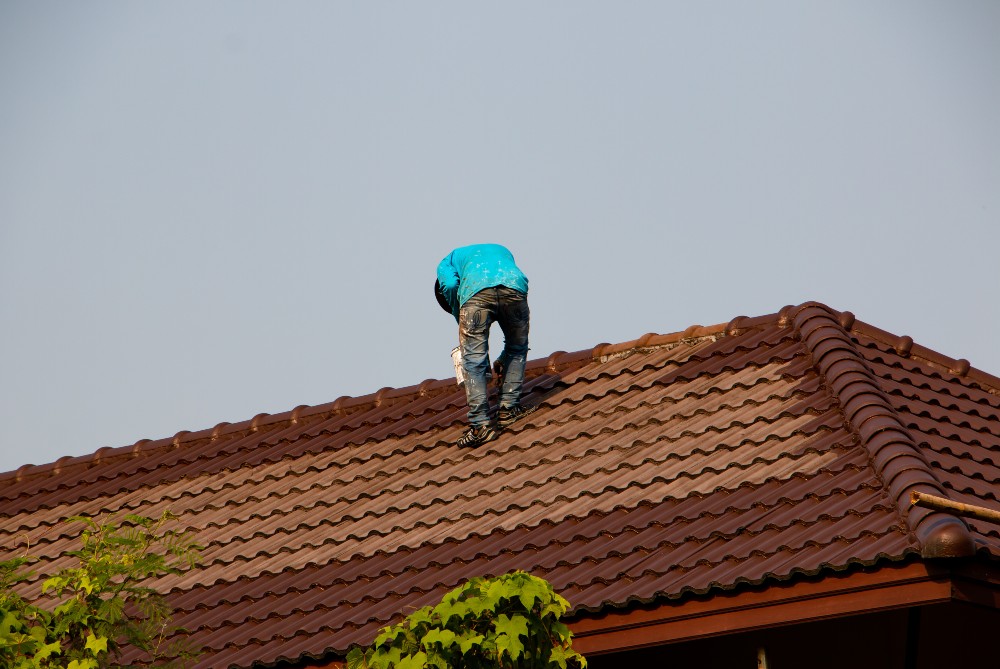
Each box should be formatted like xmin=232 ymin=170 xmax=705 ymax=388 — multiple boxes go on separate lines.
xmin=435 ymin=243 xmax=533 ymax=447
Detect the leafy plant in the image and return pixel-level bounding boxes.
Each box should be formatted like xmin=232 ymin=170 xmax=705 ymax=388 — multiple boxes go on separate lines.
xmin=0 ymin=511 xmax=202 ymax=669
xmin=347 ymin=571 xmax=586 ymax=669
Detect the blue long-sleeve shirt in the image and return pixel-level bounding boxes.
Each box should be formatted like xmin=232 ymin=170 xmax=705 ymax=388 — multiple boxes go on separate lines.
xmin=436 ymin=244 xmax=529 ymax=320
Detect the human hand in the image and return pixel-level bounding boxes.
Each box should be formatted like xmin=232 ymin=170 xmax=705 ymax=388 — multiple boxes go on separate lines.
xmin=492 ymin=358 xmax=506 ymax=386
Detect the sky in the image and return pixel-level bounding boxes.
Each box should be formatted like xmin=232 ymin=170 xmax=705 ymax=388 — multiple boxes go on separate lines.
xmin=1 ymin=2 xmax=998 ymax=475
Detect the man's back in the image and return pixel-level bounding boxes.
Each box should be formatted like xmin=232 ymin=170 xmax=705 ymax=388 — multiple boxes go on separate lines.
xmin=436 ymin=244 xmax=529 ymax=317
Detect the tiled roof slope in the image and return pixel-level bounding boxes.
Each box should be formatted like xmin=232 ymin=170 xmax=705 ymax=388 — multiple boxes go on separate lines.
xmin=2 ymin=301 xmax=999 ymax=668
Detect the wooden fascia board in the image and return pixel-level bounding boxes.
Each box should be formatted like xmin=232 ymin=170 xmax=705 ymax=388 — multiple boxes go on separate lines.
xmin=569 ymin=563 xmax=952 ymax=655
xmin=309 ymin=561 xmax=1000 ymax=667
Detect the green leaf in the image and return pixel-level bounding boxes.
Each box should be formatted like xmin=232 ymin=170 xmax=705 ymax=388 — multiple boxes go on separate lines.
xmin=84 ymin=633 xmax=108 ymax=656
xmin=495 ymin=613 xmax=530 ymax=660
xmin=551 ymin=620 xmax=571 ymax=641
xmin=463 ymin=595 xmax=490 ymax=617
xmin=421 ymin=628 xmax=456 ymax=649
xmin=549 ymin=645 xmax=571 ymax=669
xmin=431 ymin=598 xmax=466 ymax=625
xmin=407 ymin=606 xmax=434 ymax=627
xmin=34 ymin=640 xmax=61 ymax=660
xmin=495 ymin=632 xmax=525 ymax=661
xmin=495 ymin=613 xmax=529 ymax=640
xmin=516 ymin=575 xmax=549 ymax=611
xmin=0 ymin=612 xmax=18 ymax=635
xmin=346 ymin=647 xmax=370 ymax=669
xmin=424 ymin=648 xmax=449 ymax=669
xmin=485 ymin=577 xmax=507 ymax=606
xmin=456 ymin=632 xmax=485 ymax=655
xmin=67 ymin=659 xmax=99 ymax=669
xmin=370 ymin=645 xmax=403 ymax=669
xmin=551 ymin=645 xmax=588 ymax=669
xmin=374 ymin=625 xmax=404 ymax=649
xmin=395 ymin=651 xmax=427 ymax=669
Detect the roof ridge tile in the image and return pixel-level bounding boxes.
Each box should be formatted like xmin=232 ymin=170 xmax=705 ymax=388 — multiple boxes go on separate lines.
xmin=850 ymin=320 xmax=1000 ymax=393
xmin=861 ymin=349 xmax=1000 ymax=409
xmin=791 ymin=301 xmax=976 ymax=558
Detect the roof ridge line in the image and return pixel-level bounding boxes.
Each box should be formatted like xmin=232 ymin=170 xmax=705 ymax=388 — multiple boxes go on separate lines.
xmin=2 ymin=323 xmax=733 ymax=487
xmin=849 ymin=319 xmax=1000 ymax=393
xmin=0 ymin=340 xmax=700 ymax=499
xmin=0 ymin=316 xmax=744 ymax=489
xmin=790 ymin=301 xmax=975 ymax=558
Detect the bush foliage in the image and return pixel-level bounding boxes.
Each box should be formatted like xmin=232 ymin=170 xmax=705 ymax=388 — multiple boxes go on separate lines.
xmin=347 ymin=571 xmax=587 ymax=669
xmin=0 ymin=511 xmax=201 ymax=669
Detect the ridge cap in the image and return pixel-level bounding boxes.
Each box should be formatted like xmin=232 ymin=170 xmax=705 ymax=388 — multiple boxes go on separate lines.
xmin=849 ymin=320 xmax=1000 ymax=393
xmin=790 ymin=302 xmax=975 ymax=559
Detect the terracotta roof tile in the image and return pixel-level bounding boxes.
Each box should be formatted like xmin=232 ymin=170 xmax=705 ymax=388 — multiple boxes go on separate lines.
xmin=3 ymin=301 xmax=1000 ymax=668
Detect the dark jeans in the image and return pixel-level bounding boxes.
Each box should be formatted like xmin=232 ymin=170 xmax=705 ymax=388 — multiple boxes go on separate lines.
xmin=459 ymin=286 xmax=529 ymax=427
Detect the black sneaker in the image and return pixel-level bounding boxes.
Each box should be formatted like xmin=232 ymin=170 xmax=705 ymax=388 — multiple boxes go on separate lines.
xmin=458 ymin=424 xmax=499 ymax=447
xmin=497 ymin=405 xmax=536 ymax=429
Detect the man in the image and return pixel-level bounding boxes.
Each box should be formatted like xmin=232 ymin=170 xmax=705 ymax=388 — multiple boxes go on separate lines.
xmin=435 ymin=243 xmax=533 ymax=447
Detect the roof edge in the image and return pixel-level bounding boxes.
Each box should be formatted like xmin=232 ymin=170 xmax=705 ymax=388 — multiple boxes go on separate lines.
xmin=849 ymin=320 xmax=1000 ymax=393
xmin=791 ymin=302 xmax=975 ymax=559
xmin=570 ymin=560 xmax=952 ymax=655
xmin=0 ymin=320 xmax=732 ymax=487
xmin=8 ymin=300 xmax=994 ymax=497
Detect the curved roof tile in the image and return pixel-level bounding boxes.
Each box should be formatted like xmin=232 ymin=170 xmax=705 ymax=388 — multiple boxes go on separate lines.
xmin=3 ymin=301 xmax=999 ymax=668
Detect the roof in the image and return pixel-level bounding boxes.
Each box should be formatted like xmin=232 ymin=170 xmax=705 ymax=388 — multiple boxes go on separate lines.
xmin=2 ymin=301 xmax=999 ymax=668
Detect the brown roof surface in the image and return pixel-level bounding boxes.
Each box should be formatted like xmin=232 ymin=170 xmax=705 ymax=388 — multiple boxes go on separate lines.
xmin=2 ymin=301 xmax=999 ymax=668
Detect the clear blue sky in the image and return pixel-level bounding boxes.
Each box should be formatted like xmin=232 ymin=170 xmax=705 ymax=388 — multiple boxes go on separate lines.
xmin=1 ymin=2 xmax=998 ymax=475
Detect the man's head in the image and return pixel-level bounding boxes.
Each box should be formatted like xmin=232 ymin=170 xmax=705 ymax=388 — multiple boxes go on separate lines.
xmin=434 ymin=279 xmax=451 ymax=314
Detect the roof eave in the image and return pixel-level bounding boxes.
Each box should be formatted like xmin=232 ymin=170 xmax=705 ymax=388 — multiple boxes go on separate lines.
xmin=569 ymin=561 xmax=959 ymax=656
